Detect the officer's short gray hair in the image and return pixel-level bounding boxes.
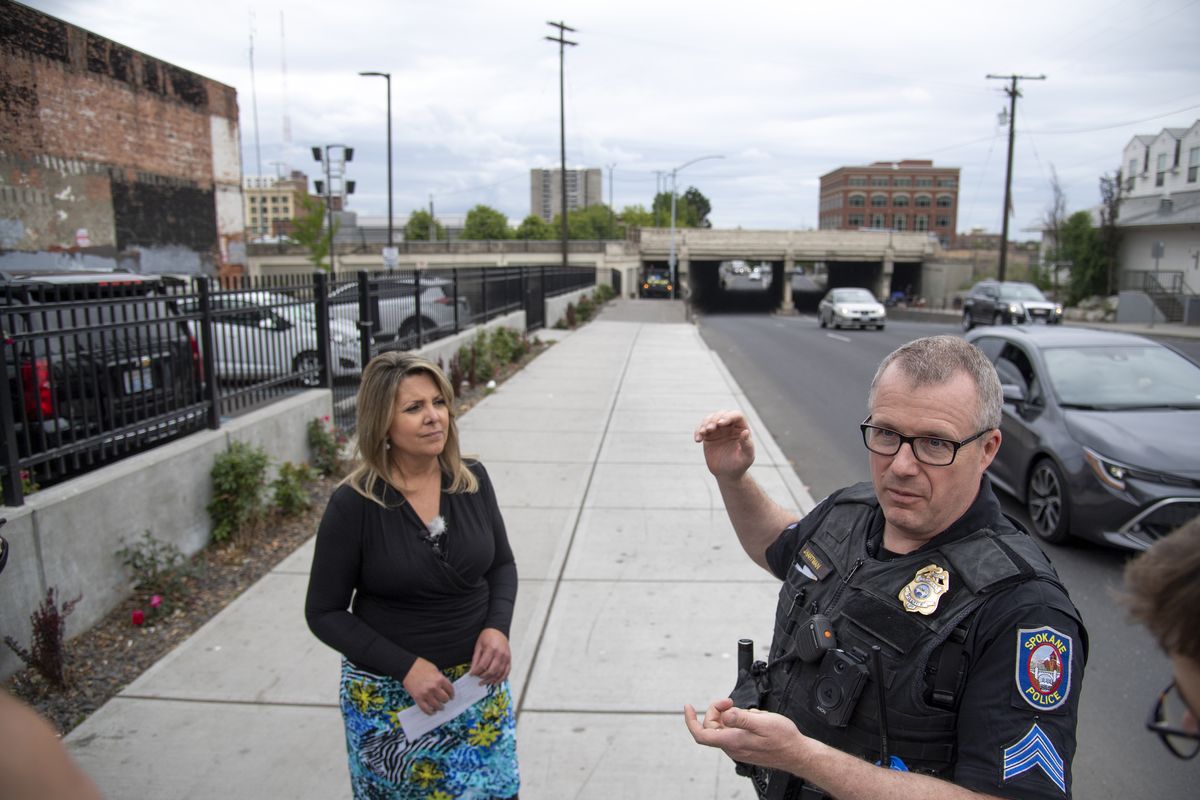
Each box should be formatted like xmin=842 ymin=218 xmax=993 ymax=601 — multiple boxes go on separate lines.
xmin=867 ymin=335 xmax=1002 ymax=430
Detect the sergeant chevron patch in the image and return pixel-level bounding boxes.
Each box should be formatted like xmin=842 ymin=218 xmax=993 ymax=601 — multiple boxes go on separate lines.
xmin=1002 ymin=723 xmax=1066 ymax=794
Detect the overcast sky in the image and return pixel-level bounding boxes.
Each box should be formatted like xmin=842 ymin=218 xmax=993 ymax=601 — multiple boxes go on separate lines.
xmin=27 ymin=0 xmax=1200 ymax=236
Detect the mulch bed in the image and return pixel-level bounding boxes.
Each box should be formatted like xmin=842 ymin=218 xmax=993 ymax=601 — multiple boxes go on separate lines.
xmin=4 ymin=338 xmax=552 ymax=736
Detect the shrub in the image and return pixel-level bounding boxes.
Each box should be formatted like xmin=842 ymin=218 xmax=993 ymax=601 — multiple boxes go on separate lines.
xmin=576 ymin=294 xmax=596 ymax=322
xmin=564 ymin=302 xmax=577 ymax=329
xmin=4 ymin=587 xmax=82 ymax=690
xmin=471 ymin=331 xmax=496 ymax=384
xmin=595 ymin=284 xmax=615 ymax=303
xmin=448 ymin=348 xmax=466 ymax=393
xmin=273 ymin=461 xmax=316 ymax=517
xmin=208 ymin=440 xmax=269 ymax=542
xmin=490 ymin=326 xmax=524 ymax=364
xmin=116 ymin=531 xmax=193 ymax=607
xmin=1 ymin=470 xmax=40 ymax=506
xmin=308 ymin=416 xmax=349 ymax=477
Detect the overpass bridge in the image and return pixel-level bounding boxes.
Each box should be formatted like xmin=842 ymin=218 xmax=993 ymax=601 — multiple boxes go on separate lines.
xmin=245 ymin=228 xmax=939 ymax=310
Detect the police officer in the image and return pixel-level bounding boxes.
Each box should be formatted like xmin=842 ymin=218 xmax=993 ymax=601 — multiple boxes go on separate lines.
xmin=684 ymin=335 xmax=1086 ymax=799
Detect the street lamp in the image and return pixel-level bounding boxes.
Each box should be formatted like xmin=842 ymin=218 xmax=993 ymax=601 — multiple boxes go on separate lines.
xmin=669 ymin=154 xmax=724 ymax=298
xmin=358 ymin=71 xmax=393 ymax=248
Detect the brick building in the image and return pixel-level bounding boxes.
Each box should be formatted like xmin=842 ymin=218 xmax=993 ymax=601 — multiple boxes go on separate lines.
xmin=0 ymin=1 xmax=244 ymax=275
xmin=819 ymin=160 xmax=960 ymax=247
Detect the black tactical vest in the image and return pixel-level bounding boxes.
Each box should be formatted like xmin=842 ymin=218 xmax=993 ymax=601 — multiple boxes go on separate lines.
xmin=754 ymin=482 xmax=1069 ymax=799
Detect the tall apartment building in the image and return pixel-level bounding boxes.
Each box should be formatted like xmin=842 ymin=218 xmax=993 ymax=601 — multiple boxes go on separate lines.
xmin=1116 ymin=120 xmax=1200 ymax=284
xmin=243 ymin=171 xmax=309 ymax=239
xmin=819 ymin=160 xmax=960 ymax=247
xmin=0 ymin=0 xmax=243 ymax=275
xmin=530 ymin=168 xmax=603 ymax=222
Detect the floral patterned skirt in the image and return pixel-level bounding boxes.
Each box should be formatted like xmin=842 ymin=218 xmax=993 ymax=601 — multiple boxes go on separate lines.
xmin=340 ymin=659 xmax=520 ymax=800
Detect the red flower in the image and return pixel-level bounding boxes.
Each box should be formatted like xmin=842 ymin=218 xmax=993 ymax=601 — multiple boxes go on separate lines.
xmin=150 ymin=595 xmax=162 ymax=609
xmin=131 ymin=609 xmax=145 ymax=626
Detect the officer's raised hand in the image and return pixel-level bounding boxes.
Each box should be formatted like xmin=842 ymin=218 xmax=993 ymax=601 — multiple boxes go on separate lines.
xmin=694 ymin=410 xmax=756 ymax=481
xmin=684 ymin=698 xmax=804 ymax=774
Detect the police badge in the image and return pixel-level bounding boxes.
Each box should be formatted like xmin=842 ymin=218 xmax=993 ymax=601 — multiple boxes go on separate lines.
xmin=898 ymin=564 xmax=950 ymax=615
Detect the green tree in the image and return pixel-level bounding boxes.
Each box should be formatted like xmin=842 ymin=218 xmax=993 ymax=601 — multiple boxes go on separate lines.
xmin=1060 ymin=210 xmax=1105 ymax=304
xmin=289 ymin=194 xmax=336 ymax=271
xmin=620 ymin=204 xmax=655 ymax=229
xmin=404 ymin=209 xmax=444 ymax=241
xmin=1097 ymin=170 xmax=1123 ymax=296
xmin=514 ymin=214 xmax=555 ymax=240
xmin=558 ymin=204 xmax=618 ymax=239
xmin=460 ymin=204 xmax=510 ymax=240
xmin=682 ymin=186 xmax=713 ymax=227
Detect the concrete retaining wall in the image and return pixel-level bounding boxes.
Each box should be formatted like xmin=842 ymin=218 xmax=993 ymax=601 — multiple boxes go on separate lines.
xmin=0 ymin=390 xmax=331 ymax=681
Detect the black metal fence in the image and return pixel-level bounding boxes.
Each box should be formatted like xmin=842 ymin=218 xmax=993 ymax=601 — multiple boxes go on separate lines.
xmin=1 ymin=265 xmax=595 ymax=505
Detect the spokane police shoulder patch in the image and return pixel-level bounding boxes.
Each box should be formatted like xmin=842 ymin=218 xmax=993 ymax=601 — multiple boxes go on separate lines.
xmin=1015 ymin=626 xmax=1072 ymax=711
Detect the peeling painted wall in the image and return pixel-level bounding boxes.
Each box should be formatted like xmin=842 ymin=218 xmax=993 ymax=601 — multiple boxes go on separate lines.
xmin=0 ymin=0 xmax=243 ymax=275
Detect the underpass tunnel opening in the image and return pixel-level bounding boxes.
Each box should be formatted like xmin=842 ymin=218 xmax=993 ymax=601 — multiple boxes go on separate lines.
xmin=888 ymin=262 xmax=922 ymax=303
xmin=688 ymin=259 xmax=783 ymax=313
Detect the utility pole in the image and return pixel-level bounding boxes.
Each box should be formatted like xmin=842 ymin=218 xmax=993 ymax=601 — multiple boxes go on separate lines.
xmin=429 ymin=194 xmax=436 ymax=241
xmin=358 ymin=71 xmax=393 ymax=247
xmin=607 ymin=163 xmax=616 ymax=239
xmin=545 ymin=21 xmax=577 ymax=272
xmin=987 ymin=73 xmax=1045 ymax=282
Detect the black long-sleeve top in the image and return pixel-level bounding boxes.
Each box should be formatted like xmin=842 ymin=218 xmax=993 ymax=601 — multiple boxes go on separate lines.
xmin=305 ymin=461 xmax=518 ymax=681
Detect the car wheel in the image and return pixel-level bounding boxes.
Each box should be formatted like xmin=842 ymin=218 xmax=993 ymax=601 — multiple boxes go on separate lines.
xmin=875 ymin=324 xmax=885 ymax=330
xmin=1027 ymin=458 xmax=1071 ymax=544
xmin=992 ymin=311 xmax=1005 ymax=326
xmin=294 ymin=351 xmax=321 ymax=388
xmin=819 ymin=312 xmax=827 ymax=328
xmin=399 ymin=317 xmax=437 ymax=346
xmin=961 ymin=312 xmax=974 ymax=332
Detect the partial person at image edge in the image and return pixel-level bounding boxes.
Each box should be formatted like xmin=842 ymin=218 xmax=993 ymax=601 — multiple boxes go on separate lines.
xmin=686 ymin=335 xmax=1087 ymax=798
xmin=1123 ymin=516 xmax=1200 ymax=762
xmin=305 ymin=352 xmax=520 ymax=799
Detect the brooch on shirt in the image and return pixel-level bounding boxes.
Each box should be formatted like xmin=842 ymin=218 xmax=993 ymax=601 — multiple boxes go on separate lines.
xmin=422 ymin=515 xmax=447 ymax=558
xmin=898 ymin=563 xmax=949 ymax=615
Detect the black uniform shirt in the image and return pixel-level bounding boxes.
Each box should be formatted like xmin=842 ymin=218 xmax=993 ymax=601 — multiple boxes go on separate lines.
xmin=766 ymin=476 xmax=1087 ymax=798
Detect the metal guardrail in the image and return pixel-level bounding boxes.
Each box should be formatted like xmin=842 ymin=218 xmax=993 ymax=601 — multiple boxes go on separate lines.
xmin=1 ymin=265 xmax=595 ymax=505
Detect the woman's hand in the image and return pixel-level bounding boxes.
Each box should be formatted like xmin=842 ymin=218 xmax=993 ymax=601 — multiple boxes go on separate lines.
xmin=470 ymin=627 xmax=511 ymax=685
xmin=403 ymin=657 xmax=455 ymax=715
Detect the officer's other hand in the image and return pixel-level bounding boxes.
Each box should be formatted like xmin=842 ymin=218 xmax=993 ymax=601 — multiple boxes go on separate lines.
xmin=694 ymin=410 xmax=755 ymax=480
xmin=403 ymin=657 xmax=455 ymax=715
xmin=684 ymin=699 xmax=803 ymax=773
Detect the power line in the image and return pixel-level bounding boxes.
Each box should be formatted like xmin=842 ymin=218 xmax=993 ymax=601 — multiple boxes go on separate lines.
xmin=1028 ymin=102 xmax=1200 ymax=135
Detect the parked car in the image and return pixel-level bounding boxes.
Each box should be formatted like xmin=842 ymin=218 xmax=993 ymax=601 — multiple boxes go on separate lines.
xmin=961 ymin=281 xmax=1062 ymax=330
xmin=328 ymin=276 xmax=469 ymax=345
xmin=818 ymin=287 xmax=887 ymax=330
xmin=1 ymin=270 xmax=205 ymax=487
xmin=640 ymin=272 xmax=673 ymax=298
xmin=966 ymin=325 xmax=1200 ymax=550
xmin=177 ymin=291 xmax=364 ymax=386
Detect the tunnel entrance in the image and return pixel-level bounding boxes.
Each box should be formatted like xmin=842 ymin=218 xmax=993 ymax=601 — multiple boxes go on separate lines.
xmin=688 ymin=260 xmax=781 ymax=313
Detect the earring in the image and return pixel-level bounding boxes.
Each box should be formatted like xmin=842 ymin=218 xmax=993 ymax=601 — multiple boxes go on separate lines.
xmin=384 ymin=441 xmax=391 ymax=450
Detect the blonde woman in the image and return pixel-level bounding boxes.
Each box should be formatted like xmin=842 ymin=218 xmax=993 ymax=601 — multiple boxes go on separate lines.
xmin=306 ymin=352 xmax=519 ymax=799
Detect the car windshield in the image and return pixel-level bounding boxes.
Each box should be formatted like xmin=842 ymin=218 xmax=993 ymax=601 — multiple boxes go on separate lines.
xmin=834 ymin=289 xmax=875 ymax=303
xmin=997 ymin=283 xmax=1046 ymax=301
xmin=1044 ymin=345 xmax=1200 ymax=408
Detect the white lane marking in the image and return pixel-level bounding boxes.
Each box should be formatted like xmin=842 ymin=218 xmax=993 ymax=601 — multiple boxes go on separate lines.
xmin=826 ymin=333 xmax=852 ymax=342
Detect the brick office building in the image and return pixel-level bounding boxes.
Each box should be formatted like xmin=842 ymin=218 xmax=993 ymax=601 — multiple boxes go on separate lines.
xmin=0 ymin=1 xmax=244 ymax=276
xmin=819 ymin=160 xmax=960 ymax=248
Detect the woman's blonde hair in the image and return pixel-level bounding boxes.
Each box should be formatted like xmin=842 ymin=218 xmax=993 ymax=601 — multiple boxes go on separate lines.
xmin=344 ymin=351 xmax=478 ymax=504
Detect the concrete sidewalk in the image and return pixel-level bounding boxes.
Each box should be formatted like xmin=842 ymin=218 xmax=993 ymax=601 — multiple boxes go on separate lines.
xmin=65 ymin=301 xmax=816 ymax=799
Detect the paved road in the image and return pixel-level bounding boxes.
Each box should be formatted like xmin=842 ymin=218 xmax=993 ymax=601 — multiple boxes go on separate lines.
xmin=695 ymin=311 xmax=1195 ymax=799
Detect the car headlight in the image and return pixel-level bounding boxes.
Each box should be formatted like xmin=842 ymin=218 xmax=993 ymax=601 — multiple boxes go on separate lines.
xmin=1054 ymin=304 xmax=1063 ymax=315
xmin=1084 ymin=447 xmax=1127 ymax=491
xmin=1008 ymin=303 xmax=1023 ymax=314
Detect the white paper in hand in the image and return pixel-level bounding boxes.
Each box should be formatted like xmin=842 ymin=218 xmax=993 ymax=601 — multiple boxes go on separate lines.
xmin=397 ymin=673 xmax=490 ymax=741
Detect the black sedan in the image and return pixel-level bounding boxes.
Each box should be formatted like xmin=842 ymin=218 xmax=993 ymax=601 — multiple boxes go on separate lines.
xmin=966 ymin=325 xmax=1200 ymax=550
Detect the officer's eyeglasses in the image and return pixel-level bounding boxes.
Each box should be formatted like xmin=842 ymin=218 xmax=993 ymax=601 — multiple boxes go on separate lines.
xmin=860 ymin=418 xmax=991 ymax=467
xmin=1147 ymin=680 xmax=1200 ymax=760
